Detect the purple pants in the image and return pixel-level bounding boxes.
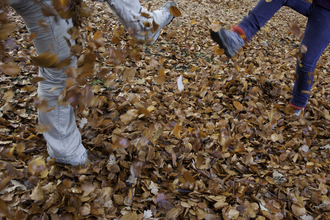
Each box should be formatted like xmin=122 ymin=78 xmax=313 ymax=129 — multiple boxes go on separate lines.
xmin=238 ymin=0 xmax=330 ymax=108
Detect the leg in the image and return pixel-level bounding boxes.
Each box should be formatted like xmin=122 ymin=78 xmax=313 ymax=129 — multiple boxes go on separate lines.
xmin=210 ymin=0 xmax=312 ymax=57
xmin=105 ymin=0 xmax=176 ymax=44
xmin=9 ymin=0 xmax=87 ymax=165
xmin=290 ymin=2 xmax=330 ymax=109
xmin=239 ymin=0 xmax=312 ymax=40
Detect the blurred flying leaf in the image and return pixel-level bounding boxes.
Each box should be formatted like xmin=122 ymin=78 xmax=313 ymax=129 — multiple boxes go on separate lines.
xmin=0 ymin=23 xmax=16 ymax=40
xmin=28 ymin=157 xmax=48 ymax=177
xmin=34 ymin=97 xmax=48 ymax=113
xmin=29 ymin=32 xmax=38 ymax=41
xmin=31 ymin=51 xmax=60 ymax=68
xmin=0 ymin=63 xmax=21 ymax=76
xmin=170 ymin=6 xmax=182 ymax=17
xmin=141 ymin=12 xmax=151 ymax=18
xmin=36 ymin=124 xmax=53 ymax=134
xmin=37 ymin=20 xmax=49 ymax=31
xmin=143 ymin=21 xmax=152 ymax=28
xmin=151 ymin=20 xmax=160 ymax=34
xmin=301 ymin=44 xmax=307 ymax=54
xmin=290 ymin=23 xmax=303 ymax=39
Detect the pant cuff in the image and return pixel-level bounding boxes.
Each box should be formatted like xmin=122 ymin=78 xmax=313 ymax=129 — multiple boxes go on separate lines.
xmin=289 ymin=100 xmax=305 ymax=110
xmin=232 ymin=25 xmax=247 ymax=42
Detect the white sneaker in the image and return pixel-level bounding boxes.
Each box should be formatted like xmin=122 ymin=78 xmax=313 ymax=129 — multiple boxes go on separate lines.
xmin=47 ymin=150 xmax=89 ymax=166
xmin=106 ymin=1 xmax=176 ymax=44
xmin=148 ymin=1 xmax=176 ymax=44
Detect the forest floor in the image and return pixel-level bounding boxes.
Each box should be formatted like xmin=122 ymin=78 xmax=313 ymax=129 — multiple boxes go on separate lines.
xmin=1 ymin=0 xmax=330 ymax=219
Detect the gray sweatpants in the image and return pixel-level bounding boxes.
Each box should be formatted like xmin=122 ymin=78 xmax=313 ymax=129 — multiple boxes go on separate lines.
xmin=8 ymin=0 xmax=166 ymax=162
xmin=9 ymin=0 xmax=86 ymax=163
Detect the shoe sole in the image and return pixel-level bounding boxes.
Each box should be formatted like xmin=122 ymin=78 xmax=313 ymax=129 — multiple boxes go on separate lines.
xmin=210 ymin=29 xmax=234 ymax=58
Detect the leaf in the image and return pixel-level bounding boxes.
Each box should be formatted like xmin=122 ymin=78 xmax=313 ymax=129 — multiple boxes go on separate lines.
xmin=126 ymin=175 xmax=137 ymax=184
xmin=151 ymin=19 xmax=160 ymax=34
xmin=166 ymin=207 xmax=184 ymax=219
xmin=177 ymin=74 xmax=184 ymax=92
xmin=122 ymin=212 xmax=138 ymax=220
xmin=291 ymin=204 xmax=306 ymax=216
xmin=4 ymin=90 xmax=14 ymax=101
xmin=0 ymin=23 xmax=16 ymax=40
xmin=120 ymin=109 xmax=138 ymax=123
xmin=28 ymin=157 xmax=47 ymax=177
xmin=233 ymin=101 xmax=244 ymax=111
xmin=31 ymin=76 xmax=45 ymax=83
xmin=0 ymin=63 xmax=21 ymax=76
xmin=141 ymin=12 xmax=151 ymax=18
xmin=173 ymin=123 xmax=182 ymax=139
xmin=170 ymin=6 xmax=181 ymax=17
xmin=31 ymin=51 xmax=60 ymax=67
xmin=183 ymin=171 xmax=195 ymax=183
xmin=34 ymin=97 xmax=48 ymax=113
xmin=148 ymin=181 xmax=159 ymax=195
xmin=301 ymin=44 xmax=307 ymax=54
xmin=30 ymin=183 xmax=44 ymax=201
xmin=143 ymin=210 xmax=153 ymax=219
xmin=79 ymin=203 xmax=90 ymax=216
xmin=122 ymin=67 xmax=136 ymax=80
xmin=143 ymin=21 xmax=152 ymax=28
xmin=290 ymin=23 xmax=303 ymax=39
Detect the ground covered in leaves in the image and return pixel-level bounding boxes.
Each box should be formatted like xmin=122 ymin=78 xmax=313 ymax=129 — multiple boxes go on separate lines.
xmin=1 ymin=0 xmax=330 ymax=219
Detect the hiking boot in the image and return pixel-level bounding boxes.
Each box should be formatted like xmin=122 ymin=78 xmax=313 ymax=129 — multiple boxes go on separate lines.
xmin=210 ymin=29 xmax=244 ymax=58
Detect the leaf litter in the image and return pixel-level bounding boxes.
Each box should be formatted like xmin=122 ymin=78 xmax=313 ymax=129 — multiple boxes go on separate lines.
xmin=0 ymin=0 xmax=329 ymax=219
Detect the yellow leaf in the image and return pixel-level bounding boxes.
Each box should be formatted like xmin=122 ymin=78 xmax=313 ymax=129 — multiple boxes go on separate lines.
xmin=190 ymin=20 xmax=196 ymax=24
xmin=173 ymin=123 xmax=182 ymax=139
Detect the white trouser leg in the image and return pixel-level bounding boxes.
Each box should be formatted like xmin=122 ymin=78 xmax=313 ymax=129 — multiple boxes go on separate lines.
xmin=9 ymin=0 xmax=86 ymax=163
xmin=106 ymin=0 xmax=175 ymax=44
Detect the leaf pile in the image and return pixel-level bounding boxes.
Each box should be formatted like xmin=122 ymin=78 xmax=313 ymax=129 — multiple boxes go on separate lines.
xmin=0 ymin=0 xmax=330 ymax=219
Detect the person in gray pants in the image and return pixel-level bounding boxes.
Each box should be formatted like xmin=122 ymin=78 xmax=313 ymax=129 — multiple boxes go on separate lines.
xmin=7 ymin=0 xmax=176 ymax=166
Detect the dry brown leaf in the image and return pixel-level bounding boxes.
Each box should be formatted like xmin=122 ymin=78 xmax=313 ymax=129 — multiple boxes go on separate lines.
xmin=173 ymin=123 xmax=182 ymax=139
xmin=170 ymin=6 xmax=181 ymax=17
xmin=31 ymin=51 xmax=60 ymax=68
xmin=233 ymin=101 xmax=244 ymax=111
xmin=0 ymin=63 xmax=21 ymax=76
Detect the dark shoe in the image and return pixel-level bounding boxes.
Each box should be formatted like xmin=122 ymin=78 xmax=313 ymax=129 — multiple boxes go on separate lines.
xmin=210 ymin=29 xmax=244 ymax=58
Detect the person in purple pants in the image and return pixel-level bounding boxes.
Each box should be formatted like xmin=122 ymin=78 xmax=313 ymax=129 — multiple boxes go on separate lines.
xmin=210 ymin=0 xmax=330 ymax=116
